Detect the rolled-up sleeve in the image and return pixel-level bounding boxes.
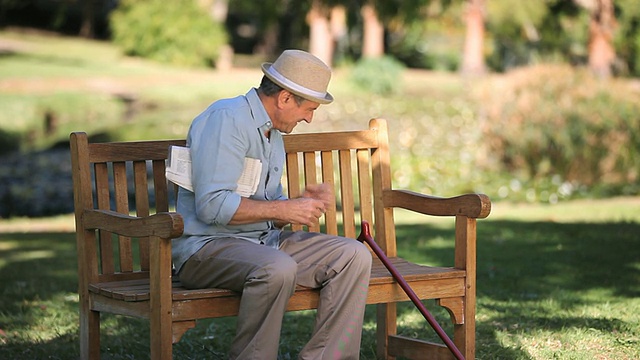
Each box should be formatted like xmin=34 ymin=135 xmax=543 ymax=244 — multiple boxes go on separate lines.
xmin=188 ymin=108 xmax=246 ymax=226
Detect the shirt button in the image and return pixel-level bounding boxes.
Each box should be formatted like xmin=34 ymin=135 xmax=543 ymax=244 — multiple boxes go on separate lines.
xmin=274 ymin=167 xmax=279 ymax=172
xmin=266 ymin=122 xmax=272 ymax=127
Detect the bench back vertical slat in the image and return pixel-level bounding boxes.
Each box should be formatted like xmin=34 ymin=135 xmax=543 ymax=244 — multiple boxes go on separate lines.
xmin=303 ymin=151 xmax=320 ymax=233
xmin=286 ymin=152 xmax=303 ymax=232
xmin=357 ymin=148 xmax=374 ymax=227
xmin=320 ymin=150 xmax=338 ymax=235
xmin=338 ymin=149 xmax=356 ymax=239
xmin=153 ymin=159 xmax=169 ymax=213
xmin=133 ymin=160 xmax=151 ymax=271
xmin=369 ymin=118 xmax=397 ymax=256
xmin=113 ymin=161 xmax=133 ymax=272
xmin=94 ymin=162 xmax=115 ymax=274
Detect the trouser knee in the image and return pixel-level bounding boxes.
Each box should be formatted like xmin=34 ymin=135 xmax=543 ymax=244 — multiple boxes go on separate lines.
xmin=351 ymin=240 xmax=373 ymax=273
xmin=261 ymin=256 xmax=297 ymax=295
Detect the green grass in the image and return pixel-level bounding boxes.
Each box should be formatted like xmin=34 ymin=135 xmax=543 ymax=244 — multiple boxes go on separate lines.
xmin=1 ymin=198 xmax=639 ymax=359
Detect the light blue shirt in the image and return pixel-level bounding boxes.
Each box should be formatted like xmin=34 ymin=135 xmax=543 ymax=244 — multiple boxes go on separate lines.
xmin=172 ymin=88 xmax=287 ymax=273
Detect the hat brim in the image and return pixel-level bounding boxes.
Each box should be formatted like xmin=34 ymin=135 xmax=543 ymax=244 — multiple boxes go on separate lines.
xmin=261 ymin=63 xmax=333 ymax=105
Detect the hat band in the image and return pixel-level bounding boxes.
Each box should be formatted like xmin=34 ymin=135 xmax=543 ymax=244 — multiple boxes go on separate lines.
xmin=265 ymin=66 xmax=327 ymax=100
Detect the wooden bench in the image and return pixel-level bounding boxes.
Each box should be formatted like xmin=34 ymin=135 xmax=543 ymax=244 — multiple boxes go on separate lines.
xmin=70 ymin=118 xmax=491 ymax=359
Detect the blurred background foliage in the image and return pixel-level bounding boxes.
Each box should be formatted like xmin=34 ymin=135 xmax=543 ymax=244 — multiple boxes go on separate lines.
xmin=1 ymin=0 xmax=639 ymax=217
xmin=110 ymin=0 xmax=227 ymax=67
xmin=2 ymin=0 xmax=640 ymax=75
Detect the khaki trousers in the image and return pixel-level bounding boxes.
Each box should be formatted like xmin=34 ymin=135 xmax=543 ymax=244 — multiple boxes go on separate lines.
xmin=178 ymin=231 xmax=372 ymax=360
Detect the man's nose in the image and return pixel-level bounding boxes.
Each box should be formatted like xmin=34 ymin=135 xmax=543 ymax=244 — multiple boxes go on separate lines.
xmin=305 ymin=113 xmax=314 ymax=123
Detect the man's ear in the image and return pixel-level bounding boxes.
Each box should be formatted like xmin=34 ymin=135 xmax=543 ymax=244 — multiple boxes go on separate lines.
xmin=276 ymin=90 xmax=293 ymax=108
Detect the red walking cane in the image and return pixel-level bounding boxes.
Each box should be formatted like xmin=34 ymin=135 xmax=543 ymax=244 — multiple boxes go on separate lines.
xmin=357 ymin=220 xmax=465 ymax=360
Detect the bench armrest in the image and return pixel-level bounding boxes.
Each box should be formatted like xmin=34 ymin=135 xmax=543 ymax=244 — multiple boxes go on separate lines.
xmin=383 ymin=189 xmax=491 ymax=219
xmin=82 ymin=209 xmax=184 ymax=239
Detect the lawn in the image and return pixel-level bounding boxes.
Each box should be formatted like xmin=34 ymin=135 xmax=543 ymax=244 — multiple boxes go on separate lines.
xmin=0 ymin=198 xmax=639 ymax=359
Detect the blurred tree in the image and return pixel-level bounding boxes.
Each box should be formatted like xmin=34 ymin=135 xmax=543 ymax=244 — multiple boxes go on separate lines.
xmin=575 ymin=0 xmax=617 ymax=78
xmin=307 ymin=0 xmax=333 ymax=65
xmin=361 ymin=1 xmax=385 ymax=58
xmin=226 ymin=0 xmax=442 ymax=66
xmin=227 ymin=0 xmax=298 ymax=57
xmin=461 ymin=0 xmax=485 ymax=75
xmin=0 ymin=0 xmax=23 ymax=27
xmin=304 ymin=0 xmax=384 ymax=65
xmin=306 ymin=3 xmax=347 ymax=66
xmin=365 ymin=0 xmax=446 ymax=59
xmin=198 ymin=0 xmax=228 ymax=21
xmin=485 ymin=0 xmax=551 ymax=71
xmin=79 ymin=0 xmax=95 ymax=38
xmin=329 ymin=5 xmax=348 ymax=63
xmin=197 ymin=0 xmax=233 ymax=70
xmin=614 ymin=0 xmax=640 ymax=76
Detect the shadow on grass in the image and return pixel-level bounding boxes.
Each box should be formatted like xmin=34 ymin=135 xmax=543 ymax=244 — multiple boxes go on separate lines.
xmin=393 ymin=220 xmax=640 ymax=359
xmin=1 ymin=218 xmax=638 ymax=358
xmin=395 ymin=220 xmax=640 ymax=299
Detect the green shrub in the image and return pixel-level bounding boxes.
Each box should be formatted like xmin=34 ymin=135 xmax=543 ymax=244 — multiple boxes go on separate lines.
xmin=110 ymin=0 xmax=227 ymax=68
xmin=350 ymin=56 xmax=405 ymax=95
xmin=477 ymin=64 xmax=640 ymax=199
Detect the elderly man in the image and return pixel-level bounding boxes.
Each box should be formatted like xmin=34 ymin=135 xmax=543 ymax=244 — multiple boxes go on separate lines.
xmin=172 ymin=49 xmax=372 ymax=360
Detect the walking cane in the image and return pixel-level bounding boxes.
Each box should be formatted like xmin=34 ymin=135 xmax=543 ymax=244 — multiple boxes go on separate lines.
xmin=357 ymin=220 xmax=465 ymax=360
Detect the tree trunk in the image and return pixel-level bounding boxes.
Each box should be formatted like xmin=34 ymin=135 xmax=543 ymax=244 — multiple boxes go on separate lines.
xmin=307 ymin=0 xmax=334 ymax=66
xmin=330 ymin=5 xmax=348 ymax=63
xmin=79 ymin=0 xmax=95 ymax=38
xmin=361 ymin=2 xmax=384 ymax=58
xmin=588 ymin=0 xmax=616 ymax=78
xmin=198 ymin=0 xmax=233 ymax=70
xmin=461 ymin=0 xmax=486 ymax=75
xmin=203 ymin=0 xmax=228 ymax=22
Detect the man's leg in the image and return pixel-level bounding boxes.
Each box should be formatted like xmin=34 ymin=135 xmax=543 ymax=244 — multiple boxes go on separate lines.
xmin=178 ymin=238 xmax=298 ymax=360
xmin=279 ymin=232 xmax=372 ymax=360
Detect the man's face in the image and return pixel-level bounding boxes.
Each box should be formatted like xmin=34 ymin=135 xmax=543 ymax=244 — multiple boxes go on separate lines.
xmin=272 ymin=92 xmax=320 ymax=134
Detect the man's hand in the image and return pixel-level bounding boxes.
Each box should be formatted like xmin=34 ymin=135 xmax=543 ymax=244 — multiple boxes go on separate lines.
xmin=302 ymin=183 xmax=334 ymax=210
xmin=283 ymin=197 xmax=326 ymax=227
xmin=232 ymin=196 xmax=326 ymax=227
xmin=230 ymin=183 xmax=334 ymax=228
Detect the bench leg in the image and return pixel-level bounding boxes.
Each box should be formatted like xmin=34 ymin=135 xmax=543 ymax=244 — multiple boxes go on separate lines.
xmin=377 ymin=303 xmax=397 ymax=360
xmin=149 ymin=236 xmax=174 ymax=359
xmin=173 ymin=320 xmax=197 ymax=343
xmin=439 ymin=296 xmax=474 ymax=359
xmin=79 ymin=308 xmax=101 ymax=359
xmin=452 ymin=301 xmax=475 ymax=360
xmin=379 ymin=297 xmax=475 ymax=360
xmin=150 ymin=323 xmax=173 ymax=360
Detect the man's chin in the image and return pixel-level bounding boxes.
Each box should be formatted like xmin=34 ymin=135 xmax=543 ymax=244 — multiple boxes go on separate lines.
xmin=282 ymin=126 xmax=296 ymax=134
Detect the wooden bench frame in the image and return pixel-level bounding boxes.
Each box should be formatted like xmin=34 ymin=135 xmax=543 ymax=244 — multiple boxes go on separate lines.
xmin=70 ymin=118 xmax=491 ymax=359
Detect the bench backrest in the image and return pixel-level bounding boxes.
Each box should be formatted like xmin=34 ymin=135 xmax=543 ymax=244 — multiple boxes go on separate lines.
xmin=70 ymin=118 xmax=395 ymax=282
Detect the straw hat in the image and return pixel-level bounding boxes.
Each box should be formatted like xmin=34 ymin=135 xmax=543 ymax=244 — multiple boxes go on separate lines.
xmin=261 ymin=50 xmax=333 ymax=104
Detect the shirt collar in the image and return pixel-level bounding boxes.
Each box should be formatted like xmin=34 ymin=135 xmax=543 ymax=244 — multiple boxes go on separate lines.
xmin=246 ymin=88 xmax=274 ymax=133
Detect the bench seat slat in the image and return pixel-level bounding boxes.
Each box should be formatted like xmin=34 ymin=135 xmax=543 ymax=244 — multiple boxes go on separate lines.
xmin=89 ymin=258 xmax=465 ymax=302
